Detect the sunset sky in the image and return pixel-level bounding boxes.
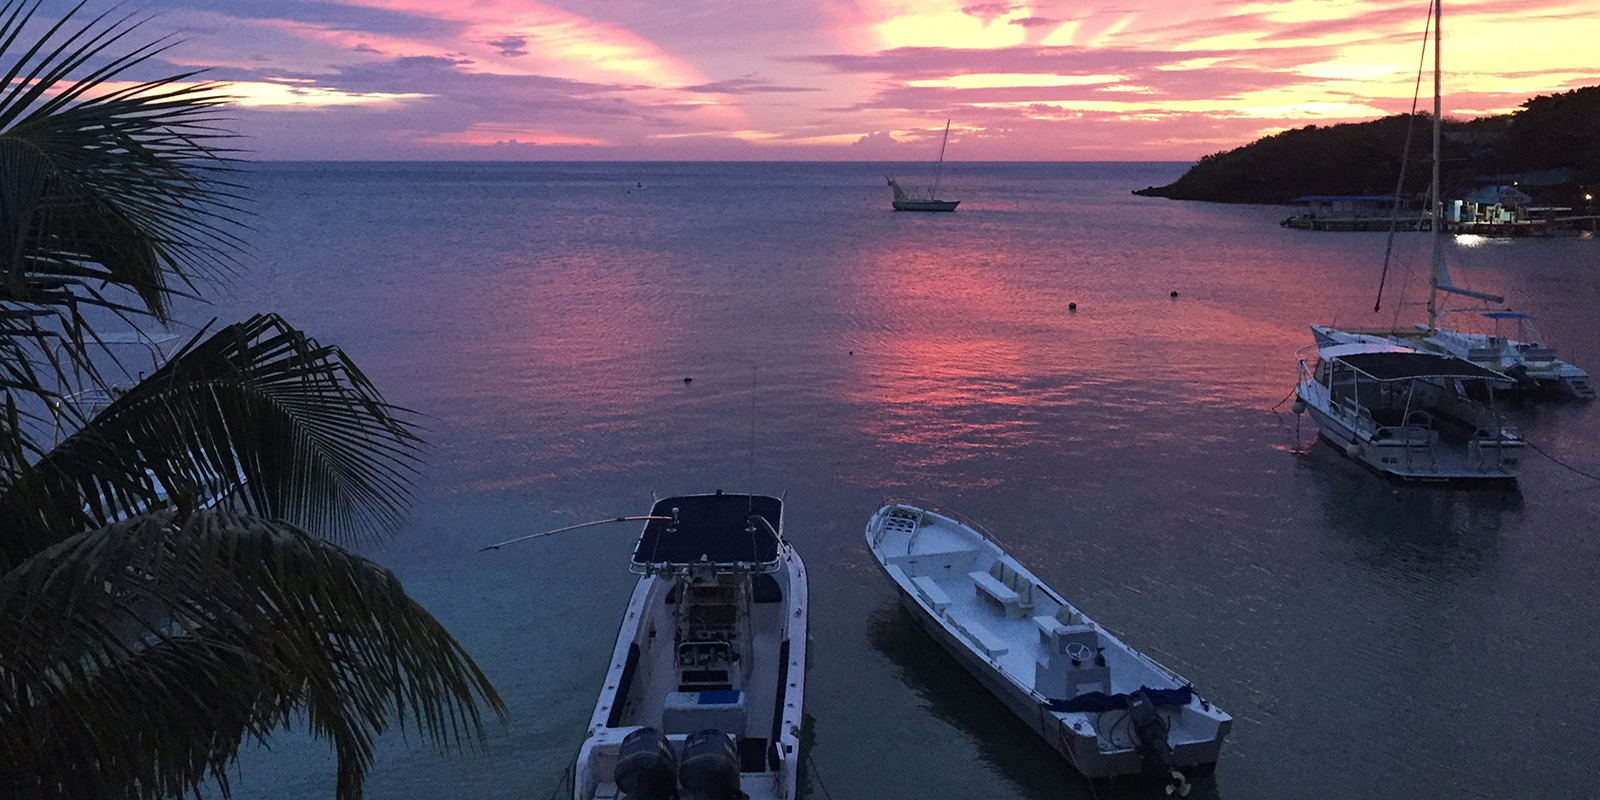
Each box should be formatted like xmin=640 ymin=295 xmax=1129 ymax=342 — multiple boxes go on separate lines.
xmin=67 ymin=0 xmax=1600 ymax=160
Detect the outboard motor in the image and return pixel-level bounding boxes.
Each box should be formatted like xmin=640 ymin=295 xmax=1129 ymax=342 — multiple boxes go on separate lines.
xmin=678 ymin=729 xmax=743 ymax=800
xmin=616 ymin=727 xmax=678 ymax=800
xmin=1127 ymin=689 xmax=1189 ymax=797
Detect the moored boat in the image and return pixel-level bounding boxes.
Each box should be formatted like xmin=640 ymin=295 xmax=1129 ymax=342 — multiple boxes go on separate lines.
xmin=574 ymin=492 xmax=807 ymax=800
xmin=887 ymin=120 xmax=960 ymax=212
xmin=1294 ymin=336 xmax=1524 ymax=480
xmin=865 ymin=501 xmax=1229 ymax=793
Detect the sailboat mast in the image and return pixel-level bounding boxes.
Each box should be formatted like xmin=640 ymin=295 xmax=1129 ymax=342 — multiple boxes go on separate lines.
xmin=1427 ymin=0 xmax=1442 ymax=333
xmin=932 ymin=120 xmax=950 ymax=199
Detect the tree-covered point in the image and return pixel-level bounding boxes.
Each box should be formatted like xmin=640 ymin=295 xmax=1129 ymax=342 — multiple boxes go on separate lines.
xmin=1135 ymin=85 xmax=1600 ymax=205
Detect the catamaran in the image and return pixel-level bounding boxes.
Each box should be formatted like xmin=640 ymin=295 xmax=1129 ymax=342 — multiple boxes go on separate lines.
xmin=572 ymin=492 xmax=807 ymax=800
xmin=887 ymin=120 xmax=960 ymax=212
xmin=866 ymin=501 xmax=1229 ymax=795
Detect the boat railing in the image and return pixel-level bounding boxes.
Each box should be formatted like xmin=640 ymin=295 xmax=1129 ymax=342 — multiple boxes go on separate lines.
xmin=874 ymin=496 xmax=1009 ymax=551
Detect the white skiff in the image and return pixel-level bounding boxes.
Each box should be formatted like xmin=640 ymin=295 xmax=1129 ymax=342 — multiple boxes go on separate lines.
xmin=866 ymin=501 xmax=1228 ymax=792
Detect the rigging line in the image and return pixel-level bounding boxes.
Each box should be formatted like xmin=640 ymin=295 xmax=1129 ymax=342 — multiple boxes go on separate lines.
xmin=749 ymin=363 xmax=757 ymax=509
xmin=1376 ymin=0 xmax=1436 ymax=314
xmin=1524 ymin=440 xmax=1600 ymax=483
xmin=805 ymin=750 xmax=837 ymax=800
xmin=1270 ymin=386 xmax=1298 ymax=412
xmin=544 ymin=763 xmax=573 ymax=800
xmin=478 ymin=516 xmax=671 ymax=552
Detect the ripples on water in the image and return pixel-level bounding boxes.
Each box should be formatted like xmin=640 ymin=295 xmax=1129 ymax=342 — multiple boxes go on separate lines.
xmin=202 ymin=162 xmax=1599 ymax=800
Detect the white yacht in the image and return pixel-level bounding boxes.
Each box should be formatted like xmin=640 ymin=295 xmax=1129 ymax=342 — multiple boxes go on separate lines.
xmin=1294 ymin=338 xmax=1524 ymax=480
xmin=866 ymin=501 xmax=1229 ymax=795
xmin=574 ymin=492 xmax=807 ymax=800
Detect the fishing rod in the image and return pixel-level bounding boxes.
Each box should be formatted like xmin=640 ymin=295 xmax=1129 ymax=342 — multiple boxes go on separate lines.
xmin=478 ymin=515 xmax=672 ymax=552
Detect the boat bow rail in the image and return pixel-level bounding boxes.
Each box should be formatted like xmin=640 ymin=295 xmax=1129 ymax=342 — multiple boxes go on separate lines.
xmin=868 ymin=497 xmax=1008 ymax=551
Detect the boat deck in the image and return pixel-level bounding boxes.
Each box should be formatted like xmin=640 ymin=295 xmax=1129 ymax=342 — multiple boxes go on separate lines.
xmin=618 ymin=585 xmax=785 ymax=745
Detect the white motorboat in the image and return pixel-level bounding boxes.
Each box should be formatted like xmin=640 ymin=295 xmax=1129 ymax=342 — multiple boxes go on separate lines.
xmin=1294 ymin=338 xmax=1524 ymax=480
xmin=865 ymin=501 xmax=1229 ymax=793
xmin=574 ymin=492 xmax=808 ymax=800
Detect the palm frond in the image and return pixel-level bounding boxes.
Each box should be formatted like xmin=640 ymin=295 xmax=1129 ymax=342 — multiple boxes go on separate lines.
xmin=0 ymin=313 xmax=422 ymax=571
xmin=0 ymin=0 xmax=244 ymax=469
xmin=0 ymin=507 xmax=504 ymax=800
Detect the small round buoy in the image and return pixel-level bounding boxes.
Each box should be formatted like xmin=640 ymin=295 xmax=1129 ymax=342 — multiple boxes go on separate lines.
xmin=1290 ymin=399 xmax=1305 ymax=414
xmin=1068 ymin=302 xmax=1077 ymax=312
xmin=1344 ymin=443 xmax=1361 ymax=458
xmin=683 ymin=377 xmax=693 ymax=383
xmin=1170 ymin=290 xmax=1179 ymax=299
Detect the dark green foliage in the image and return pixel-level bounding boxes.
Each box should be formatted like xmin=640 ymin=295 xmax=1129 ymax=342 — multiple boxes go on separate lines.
xmin=0 ymin=3 xmax=503 ymax=798
xmin=1136 ymin=85 xmax=1600 ymax=203
xmin=1498 ymin=85 xmax=1600 ymax=178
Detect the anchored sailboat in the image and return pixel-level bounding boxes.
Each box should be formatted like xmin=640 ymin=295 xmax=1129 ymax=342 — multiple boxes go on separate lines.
xmin=1315 ymin=0 xmax=1592 ymax=399
xmin=887 ymin=120 xmax=960 ymax=212
xmin=1294 ymin=0 xmax=1528 ymax=481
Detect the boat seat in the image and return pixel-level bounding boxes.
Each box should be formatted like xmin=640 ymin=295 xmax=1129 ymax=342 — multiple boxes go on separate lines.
xmin=1034 ymin=614 xmax=1066 ymax=641
xmin=911 ymin=575 xmax=952 ymax=613
xmin=662 ymin=689 xmax=746 ymax=735
xmin=970 ymin=570 xmax=1025 ymax=618
xmin=950 ymin=615 xmax=1008 ymax=658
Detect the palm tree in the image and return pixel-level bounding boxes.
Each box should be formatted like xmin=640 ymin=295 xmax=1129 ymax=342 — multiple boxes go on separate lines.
xmin=0 ymin=2 xmax=504 ymax=798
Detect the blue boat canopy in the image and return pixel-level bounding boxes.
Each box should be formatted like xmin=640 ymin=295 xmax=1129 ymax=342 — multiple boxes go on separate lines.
xmin=1335 ymin=351 xmax=1506 ymax=382
xmin=633 ymin=493 xmax=782 ymax=569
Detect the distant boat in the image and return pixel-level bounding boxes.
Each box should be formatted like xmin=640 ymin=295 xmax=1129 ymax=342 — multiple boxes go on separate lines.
xmin=866 ymin=501 xmax=1229 ymax=794
xmin=1309 ymin=0 xmax=1592 ymax=401
xmin=573 ymin=492 xmax=808 ymax=800
xmin=887 ymin=120 xmax=959 ymax=212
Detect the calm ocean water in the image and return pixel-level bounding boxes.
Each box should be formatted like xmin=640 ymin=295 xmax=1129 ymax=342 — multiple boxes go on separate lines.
xmin=197 ymin=161 xmax=1599 ymax=799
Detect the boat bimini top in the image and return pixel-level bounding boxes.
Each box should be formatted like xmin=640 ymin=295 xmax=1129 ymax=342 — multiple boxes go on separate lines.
xmin=1319 ymin=343 xmax=1510 ymax=382
xmin=630 ymin=493 xmax=784 ymax=576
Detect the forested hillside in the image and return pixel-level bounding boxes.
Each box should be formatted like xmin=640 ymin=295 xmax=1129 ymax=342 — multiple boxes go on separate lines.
xmin=1134 ymin=85 xmax=1599 ymax=205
